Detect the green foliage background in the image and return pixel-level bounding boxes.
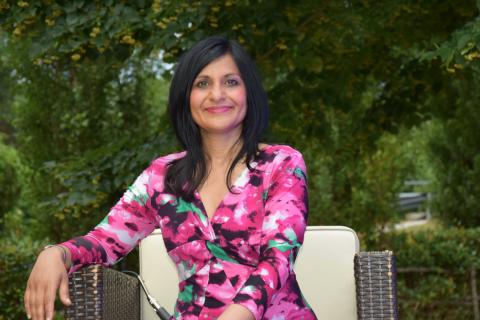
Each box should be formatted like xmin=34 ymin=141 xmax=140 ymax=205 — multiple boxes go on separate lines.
xmin=384 ymin=227 xmax=480 ymax=320
xmin=1 ymin=1 xmax=480 ymax=319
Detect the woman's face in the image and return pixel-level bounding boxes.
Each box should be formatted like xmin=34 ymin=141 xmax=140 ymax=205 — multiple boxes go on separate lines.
xmin=190 ymin=54 xmax=247 ymax=137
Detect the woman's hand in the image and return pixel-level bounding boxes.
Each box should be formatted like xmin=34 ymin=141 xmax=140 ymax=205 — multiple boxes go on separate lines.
xmin=24 ymin=246 xmax=72 ymax=320
xmin=217 ymin=304 xmax=255 ymax=320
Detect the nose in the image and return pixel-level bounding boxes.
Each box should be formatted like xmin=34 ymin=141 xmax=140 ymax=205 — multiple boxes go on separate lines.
xmin=208 ymin=83 xmax=226 ymax=102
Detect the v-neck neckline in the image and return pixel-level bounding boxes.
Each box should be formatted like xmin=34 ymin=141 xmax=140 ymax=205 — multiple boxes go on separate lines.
xmin=194 ymin=144 xmax=272 ymax=224
xmin=195 ymin=165 xmax=250 ymax=224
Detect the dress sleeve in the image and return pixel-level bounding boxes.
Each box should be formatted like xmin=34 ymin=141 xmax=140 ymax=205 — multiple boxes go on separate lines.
xmin=60 ymin=164 xmax=160 ymax=274
xmin=232 ymin=150 xmax=308 ymax=319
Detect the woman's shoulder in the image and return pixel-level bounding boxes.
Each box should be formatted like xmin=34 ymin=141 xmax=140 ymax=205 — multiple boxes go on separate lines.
xmin=146 ymin=150 xmax=186 ymax=173
xmin=261 ymin=144 xmax=304 ymax=161
xmin=153 ymin=150 xmax=186 ymax=164
xmin=256 ymin=144 xmax=306 ymax=174
xmin=257 ymin=144 xmax=307 ymax=183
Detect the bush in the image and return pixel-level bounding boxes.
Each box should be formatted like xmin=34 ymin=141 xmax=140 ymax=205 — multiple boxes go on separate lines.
xmin=381 ymin=227 xmax=480 ymax=319
xmin=34 ymin=133 xmax=176 ymax=242
xmin=428 ymin=109 xmax=480 ymax=227
xmin=0 ymin=138 xmax=21 ymax=225
xmin=306 ymin=131 xmax=412 ymax=237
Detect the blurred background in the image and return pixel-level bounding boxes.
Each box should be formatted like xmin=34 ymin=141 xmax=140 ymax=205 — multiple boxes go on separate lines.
xmin=1 ymin=1 xmax=480 ymax=319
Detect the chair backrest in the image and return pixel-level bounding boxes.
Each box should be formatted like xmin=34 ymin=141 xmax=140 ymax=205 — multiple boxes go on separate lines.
xmin=139 ymin=226 xmax=359 ymax=320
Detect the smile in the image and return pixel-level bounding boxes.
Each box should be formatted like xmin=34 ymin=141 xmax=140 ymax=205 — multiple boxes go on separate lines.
xmin=204 ymin=106 xmax=233 ymax=114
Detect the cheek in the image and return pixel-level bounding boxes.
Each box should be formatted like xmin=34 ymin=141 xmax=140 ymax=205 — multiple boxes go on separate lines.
xmin=189 ymin=90 xmax=201 ymax=110
xmin=189 ymin=90 xmax=206 ymax=124
xmin=234 ymin=87 xmax=247 ymax=108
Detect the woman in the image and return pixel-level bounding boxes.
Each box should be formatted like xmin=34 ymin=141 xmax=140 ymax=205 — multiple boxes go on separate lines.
xmin=25 ymin=36 xmax=317 ymax=320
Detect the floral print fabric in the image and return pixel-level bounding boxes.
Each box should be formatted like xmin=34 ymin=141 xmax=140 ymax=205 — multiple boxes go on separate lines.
xmin=61 ymin=144 xmax=317 ymax=320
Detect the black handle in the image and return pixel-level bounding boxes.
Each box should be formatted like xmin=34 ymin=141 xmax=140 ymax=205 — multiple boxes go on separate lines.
xmin=156 ymin=306 xmax=171 ymax=320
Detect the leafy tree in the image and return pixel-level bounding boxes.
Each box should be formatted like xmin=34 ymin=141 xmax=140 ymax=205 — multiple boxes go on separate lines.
xmin=0 ymin=36 xmax=174 ymax=239
xmin=405 ymin=2 xmax=480 ymax=227
xmin=1 ymin=0 xmax=480 ymax=235
xmin=428 ymin=90 xmax=480 ymax=227
xmin=0 ymin=33 xmax=15 ymax=143
xmin=0 ymin=137 xmax=21 ymax=227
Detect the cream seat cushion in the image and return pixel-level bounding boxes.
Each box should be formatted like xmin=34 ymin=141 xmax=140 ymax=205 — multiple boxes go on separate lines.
xmin=139 ymin=226 xmax=359 ymax=320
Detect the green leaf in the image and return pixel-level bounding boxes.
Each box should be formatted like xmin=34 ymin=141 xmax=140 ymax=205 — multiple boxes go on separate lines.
xmin=66 ymin=14 xmax=79 ymax=26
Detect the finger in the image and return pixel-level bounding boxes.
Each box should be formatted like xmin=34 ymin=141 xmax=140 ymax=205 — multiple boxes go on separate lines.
xmin=31 ymin=286 xmax=45 ymax=320
xmin=24 ymin=286 xmax=32 ymax=319
xmin=59 ymin=272 xmax=72 ymax=306
xmin=44 ymin=284 xmax=57 ymax=320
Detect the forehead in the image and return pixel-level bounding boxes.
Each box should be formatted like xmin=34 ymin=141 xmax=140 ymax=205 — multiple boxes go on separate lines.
xmin=196 ymin=54 xmax=241 ymax=78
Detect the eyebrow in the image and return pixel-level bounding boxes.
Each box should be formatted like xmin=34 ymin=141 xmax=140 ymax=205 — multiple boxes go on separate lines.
xmin=195 ymin=73 xmax=241 ymax=79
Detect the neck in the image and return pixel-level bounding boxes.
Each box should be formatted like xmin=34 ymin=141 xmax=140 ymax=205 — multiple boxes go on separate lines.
xmin=201 ymin=130 xmax=243 ymax=165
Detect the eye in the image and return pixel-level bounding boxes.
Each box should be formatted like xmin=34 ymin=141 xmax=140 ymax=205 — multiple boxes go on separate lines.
xmin=225 ymin=78 xmax=239 ymax=86
xmin=195 ymin=80 xmax=209 ymax=88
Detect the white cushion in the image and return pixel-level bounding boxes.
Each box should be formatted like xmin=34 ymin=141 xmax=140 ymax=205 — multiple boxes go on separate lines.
xmin=139 ymin=226 xmax=359 ymax=320
xmin=295 ymin=226 xmax=359 ymax=319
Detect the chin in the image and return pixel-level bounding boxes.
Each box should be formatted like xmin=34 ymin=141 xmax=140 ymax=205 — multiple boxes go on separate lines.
xmin=202 ymin=124 xmax=243 ymax=135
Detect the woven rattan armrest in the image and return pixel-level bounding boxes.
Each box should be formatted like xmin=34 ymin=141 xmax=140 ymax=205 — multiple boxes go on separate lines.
xmin=64 ymin=265 xmax=140 ymax=320
xmin=65 ymin=253 xmax=398 ymax=320
xmin=354 ymin=251 xmax=398 ymax=320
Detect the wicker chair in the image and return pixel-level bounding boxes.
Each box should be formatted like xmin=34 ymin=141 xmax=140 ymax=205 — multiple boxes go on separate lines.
xmin=65 ymin=226 xmax=398 ymax=320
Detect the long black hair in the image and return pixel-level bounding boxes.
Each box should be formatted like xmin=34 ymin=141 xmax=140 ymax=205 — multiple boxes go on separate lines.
xmin=165 ymin=36 xmax=269 ymax=199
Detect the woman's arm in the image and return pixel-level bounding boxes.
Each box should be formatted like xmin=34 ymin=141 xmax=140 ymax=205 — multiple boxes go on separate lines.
xmin=24 ymin=163 xmax=161 ymax=320
xmin=60 ymin=166 xmax=159 ymax=273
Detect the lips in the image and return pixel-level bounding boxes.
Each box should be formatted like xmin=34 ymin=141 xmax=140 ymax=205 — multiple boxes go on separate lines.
xmin=204 ymin=106 xmax=233 ymax=113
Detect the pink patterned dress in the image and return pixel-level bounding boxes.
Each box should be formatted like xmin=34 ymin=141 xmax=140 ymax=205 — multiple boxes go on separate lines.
xmin=61 ymin=144 xmax=317 ymax=320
